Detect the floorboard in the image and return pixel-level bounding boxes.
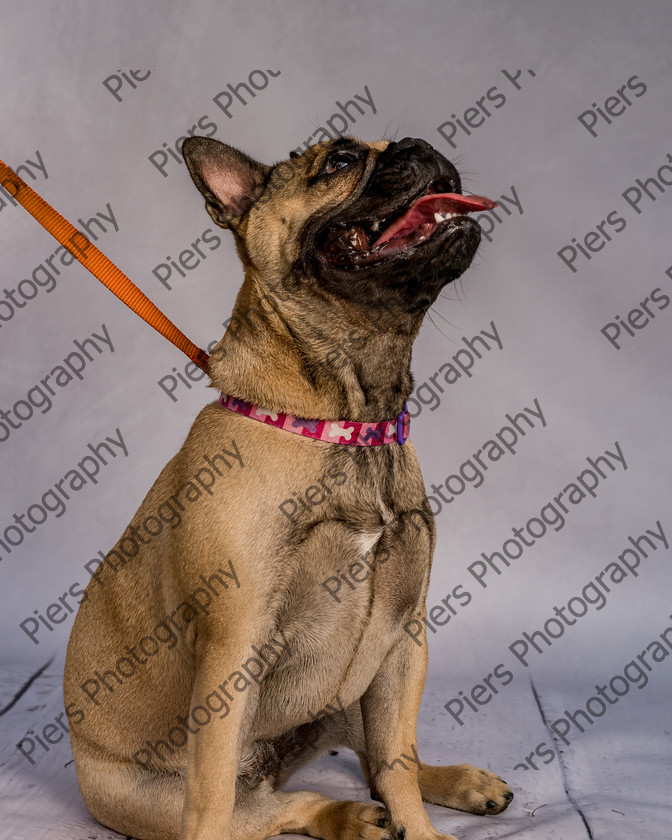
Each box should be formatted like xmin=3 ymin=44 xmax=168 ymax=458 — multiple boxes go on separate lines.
xmin=1 ymin=659 xmax=668 ymax=839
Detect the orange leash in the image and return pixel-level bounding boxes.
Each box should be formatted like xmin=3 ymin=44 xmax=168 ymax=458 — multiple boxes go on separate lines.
xmin=0 ymin=160 xmax=210 ymax=372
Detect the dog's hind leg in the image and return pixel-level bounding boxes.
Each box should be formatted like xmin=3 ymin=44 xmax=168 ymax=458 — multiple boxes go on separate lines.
xmin=73 ymin=748 xmax=185 ymax=840
xmin=231 ymin=782 xmax=392 ymax=840
xmin=75 ymin=737 xmax=392 ymax=840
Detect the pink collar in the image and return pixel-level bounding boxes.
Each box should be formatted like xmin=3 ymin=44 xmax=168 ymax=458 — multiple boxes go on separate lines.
xmin=218 ymin=394 xmax=410 ymax=446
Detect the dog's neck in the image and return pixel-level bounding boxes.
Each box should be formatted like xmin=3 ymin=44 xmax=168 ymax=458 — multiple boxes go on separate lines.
xmin=207 ymin=275 xmax=418 ymax=423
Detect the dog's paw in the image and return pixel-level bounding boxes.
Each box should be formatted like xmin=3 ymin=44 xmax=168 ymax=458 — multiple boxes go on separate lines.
xmin=418 ymin=763 xmax=513 ymax=815
xmin=320 ymin=801 xmax=397 ymax=840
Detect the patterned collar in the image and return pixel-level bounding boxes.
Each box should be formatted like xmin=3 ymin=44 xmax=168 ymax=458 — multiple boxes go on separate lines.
xmin=218 ymin=394 xmax=410 ymax=446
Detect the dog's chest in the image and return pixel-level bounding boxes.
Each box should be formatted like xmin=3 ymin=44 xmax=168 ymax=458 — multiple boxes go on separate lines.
xmin=255 ymin=501 xmax=431 ymax=732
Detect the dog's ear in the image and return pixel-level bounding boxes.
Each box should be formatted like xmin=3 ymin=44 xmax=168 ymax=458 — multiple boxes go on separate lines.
xmin=182 ymin=137 xmax=270 ymax=228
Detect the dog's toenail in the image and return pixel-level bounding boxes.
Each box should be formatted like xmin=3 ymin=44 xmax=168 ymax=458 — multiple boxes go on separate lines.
xmin=504 ymin=792 xmax=514 ymax=801
xmin=486 ymin=800 xmax=497 ymax=809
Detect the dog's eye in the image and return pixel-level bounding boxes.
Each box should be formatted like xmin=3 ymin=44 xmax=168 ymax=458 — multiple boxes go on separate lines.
xmin=323 ymin=151 xmax=360 ymax=175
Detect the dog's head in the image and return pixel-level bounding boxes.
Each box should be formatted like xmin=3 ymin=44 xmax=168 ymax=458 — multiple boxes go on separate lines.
xmin=182 ymin=136 xmax=494 ymax=418
xmin=183 ymin=136 xmax=494 ymax=323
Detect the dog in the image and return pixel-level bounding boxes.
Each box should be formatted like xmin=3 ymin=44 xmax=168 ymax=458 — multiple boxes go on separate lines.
xmin=64 ymin=135 xmax=513 ymax=840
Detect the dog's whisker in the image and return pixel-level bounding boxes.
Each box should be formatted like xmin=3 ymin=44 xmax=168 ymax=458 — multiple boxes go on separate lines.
xmin=429 ymin=306 xmax=462 ymax=331
xmin=427 ymin=309 xmax=464 ymax=346
xmin=425 ymin=310 xmax=456 ymax=344
xmin=382 ymin=121 xmax=401 ymax=142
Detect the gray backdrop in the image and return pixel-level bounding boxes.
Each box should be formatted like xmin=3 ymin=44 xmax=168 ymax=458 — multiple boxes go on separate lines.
xmin=1 ymin=2 xmax=671 ymax=838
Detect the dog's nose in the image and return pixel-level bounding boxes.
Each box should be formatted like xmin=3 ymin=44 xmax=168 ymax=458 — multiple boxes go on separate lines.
xmin=386 ymin=137 xmax=438 ymax=162
xmin=387 ymin=137 xmax=421 ymax=152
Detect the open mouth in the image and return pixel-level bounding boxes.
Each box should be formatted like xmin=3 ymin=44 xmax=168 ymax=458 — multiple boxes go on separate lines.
xmin=320 ymin=181 xmax=497 ymax=269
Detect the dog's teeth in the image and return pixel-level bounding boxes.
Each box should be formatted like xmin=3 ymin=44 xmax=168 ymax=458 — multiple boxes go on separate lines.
xmin=433 ymin=211 xmax=460 ymax=223
xmin=371 ymin=221 xmax=380 ymax=232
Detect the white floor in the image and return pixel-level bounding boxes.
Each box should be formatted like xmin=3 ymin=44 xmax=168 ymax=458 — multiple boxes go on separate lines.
xmin=1 ymin=656 xmax=669 ymax=840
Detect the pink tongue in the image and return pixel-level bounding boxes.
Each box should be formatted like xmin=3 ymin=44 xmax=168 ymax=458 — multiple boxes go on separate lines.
xmin=371 ymin=192 xmax=498 ymax=248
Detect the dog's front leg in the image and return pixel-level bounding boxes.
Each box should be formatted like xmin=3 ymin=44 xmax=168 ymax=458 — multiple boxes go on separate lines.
xmin=361 ymin=631 xmax=456 ymax=840
xmin=179 ymin=642 xmax=260 ymax=840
